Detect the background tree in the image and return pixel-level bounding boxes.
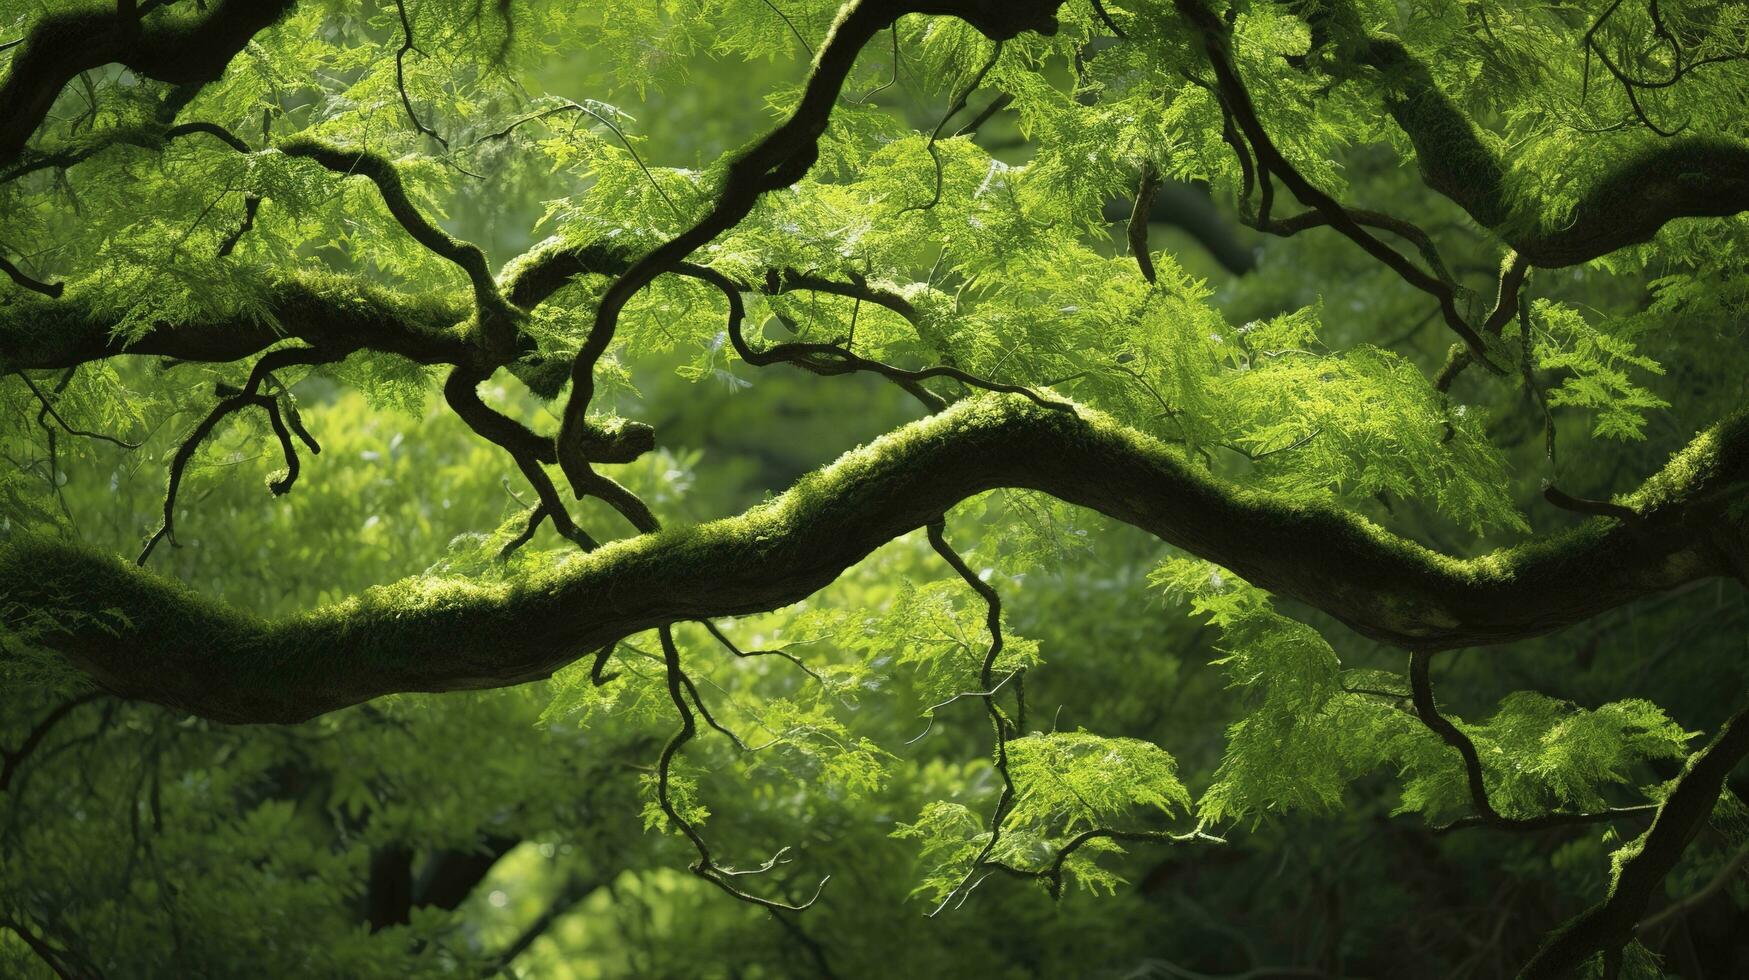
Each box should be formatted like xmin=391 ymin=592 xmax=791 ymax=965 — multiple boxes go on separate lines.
xmin=2 ymin=0 xmax=1748 ymax=977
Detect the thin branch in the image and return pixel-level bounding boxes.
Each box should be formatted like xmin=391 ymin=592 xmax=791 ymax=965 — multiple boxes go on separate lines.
xmin=16 ymin=372 xmax=141 ymax=448
xmin=651 ymin=625 xmax=832 ymax=915
xmin=0 ymin=250 xmax=62 ymax=297
xmin=900 ymin=41 xmax=1004 ymax=216
xmin=700 ymin=620 xmax=824 ymax=686
xmin=139 ymin=347 xmax=336 ymax=565
xmin=470 ymin=99 xmax=681 ymax=218
xmin=677 ymin=262 xmax=1067 ymax=411
xmin=1410 ymin=650 xmax=1662 ymax=834
xmin=1177 ymin=0 xmax=1493 ymax=362
xmin=1636 ymin=839 xmax=1749 ymax=935
xmin=924 ymin=517 xmax=1020 ymax=916
xmin=393 ymin=0 xmax=449 ymax=148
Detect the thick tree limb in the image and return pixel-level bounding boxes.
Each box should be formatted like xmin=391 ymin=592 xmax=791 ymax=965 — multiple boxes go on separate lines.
xmin=0 ymin=272 xmax=472 ymax=372
xmin=0 ymin=0 xmax=297 ymax=167
xmin=3 ymin=394 xmax=1745 ymax=725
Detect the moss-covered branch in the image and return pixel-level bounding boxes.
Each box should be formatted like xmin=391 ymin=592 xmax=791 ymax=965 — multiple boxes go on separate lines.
xmin=0 ymin=0 xmax=297 ymax=167
xmin=1310 ymin=11 xmax=1749 ymax=268
xmin=4 ymin=394 xmax=1745 ymax=725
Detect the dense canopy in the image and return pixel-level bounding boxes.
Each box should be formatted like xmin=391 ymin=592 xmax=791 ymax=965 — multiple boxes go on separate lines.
xmin=2 ymin=1 xmax=1749 ymax=977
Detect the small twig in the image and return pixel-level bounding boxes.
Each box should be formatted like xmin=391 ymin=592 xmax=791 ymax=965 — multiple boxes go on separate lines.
xmin=470 ymin=99 xmax=681 ymax=217
xmin=700 ymin=620 xmax=824 ymax=685
xmin=900 ymin=41 xmax=1005 ymax=216
xmin=1 ymin=692 xmax=103 ymax=792
xmin=924 ymin=518 xmax=1021 ymax=916
xmin=17 ymin=372 xmax=141 ymax=448
xmin=393 ymin=0 xmax=449 ymax=148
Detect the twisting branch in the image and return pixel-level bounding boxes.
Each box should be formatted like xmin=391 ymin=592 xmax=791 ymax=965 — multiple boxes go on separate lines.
xmin=276 ymin=138 xmax=519 ymax=346
xmin=8 ymin=392 xmax=1748 ymax=723
xmin=652 ymin=625 xmax=832 ymax=915
xmin=1026 ymin=826 xmax=1222 ymax=900
xmin=1579 ymin=0 xmax=1749 ymax=136
xmin=553 ymin=0 xmax=1067 ymax=497
xmin=392 ymin=0 xmax=448 ymax=149
xmin=1302 ymin=7 xmax=1749 ymax=268
xmin=925 ymin=519 xmax=1218 ymax=902
xmin=923 ymin=517 xmax=1022 ymax=915
xmin=0 ymin=119 xmax=250 ymax=187
xmin=1409 ymin=651 xmax=1660 ymax=834
xmin=138 ymin=347 xmax=336 ymax=565
xmin=677 ymin=262 xmax=1066 ymax=412
xmin=900 ymin=40 xmax=1004 ymax=216
xmin=441 ymin=367 xmax=598 ymax=553
xmin=1177 ymin=0 xmax=1491 ymax=362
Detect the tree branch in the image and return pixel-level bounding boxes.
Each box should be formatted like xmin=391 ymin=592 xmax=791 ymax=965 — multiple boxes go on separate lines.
xmin=4 ymin=393 xmax=1745 ymax=724
xmin=0 ymin=0 xmax=297 ymax=167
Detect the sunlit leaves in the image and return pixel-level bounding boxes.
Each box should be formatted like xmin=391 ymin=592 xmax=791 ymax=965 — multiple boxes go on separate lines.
xmin=1005 ymin=730 xmax=1191 ymax=831
xmin=1393 ymin=693 xmax=1693 ymax=823
xmin=1153 ymin=558 xmax=1401 ymax=822
xmin=1530 ymin=299 xmax=1670 ymax=441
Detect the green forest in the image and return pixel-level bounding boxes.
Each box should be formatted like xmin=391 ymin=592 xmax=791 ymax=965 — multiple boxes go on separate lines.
xmin=2 ymin=0 xmax=1748 ymax=976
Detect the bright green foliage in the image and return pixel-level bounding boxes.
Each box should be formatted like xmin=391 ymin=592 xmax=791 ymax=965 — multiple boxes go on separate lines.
xmin=1005 ymin=730 xmax=1192 ymax=831
xmin=896 ymin=730 xmax=1191 ymax=900
xmin=1531 ymin=299 xmax=1670 ymax=442
xmin=1155 ymin=558 xmax=1398 ymax=822
xmin=1393 ymin=693 xmax=1692 ymax=824
xmin=4 ymin=0 xmax=1749 ymax=976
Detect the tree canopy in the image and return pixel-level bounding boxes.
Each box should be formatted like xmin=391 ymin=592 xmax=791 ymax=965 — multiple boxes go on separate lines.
xmin=2 ymin=1 xmax=1749 ymax=977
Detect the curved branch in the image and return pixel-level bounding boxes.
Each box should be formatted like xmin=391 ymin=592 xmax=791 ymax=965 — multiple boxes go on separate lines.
xmin=4 ymin=393 xmax=1746 ymax=724
xmin=276 ymin=138 xmax=517 ymax=345
xmin=1321 ymin=20 xmax=1749 ymax=268
xmin=1410 ymin=651 xmax=1662 ymax=834
xmin=138 ymin=347 xmax=335 ymax=565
